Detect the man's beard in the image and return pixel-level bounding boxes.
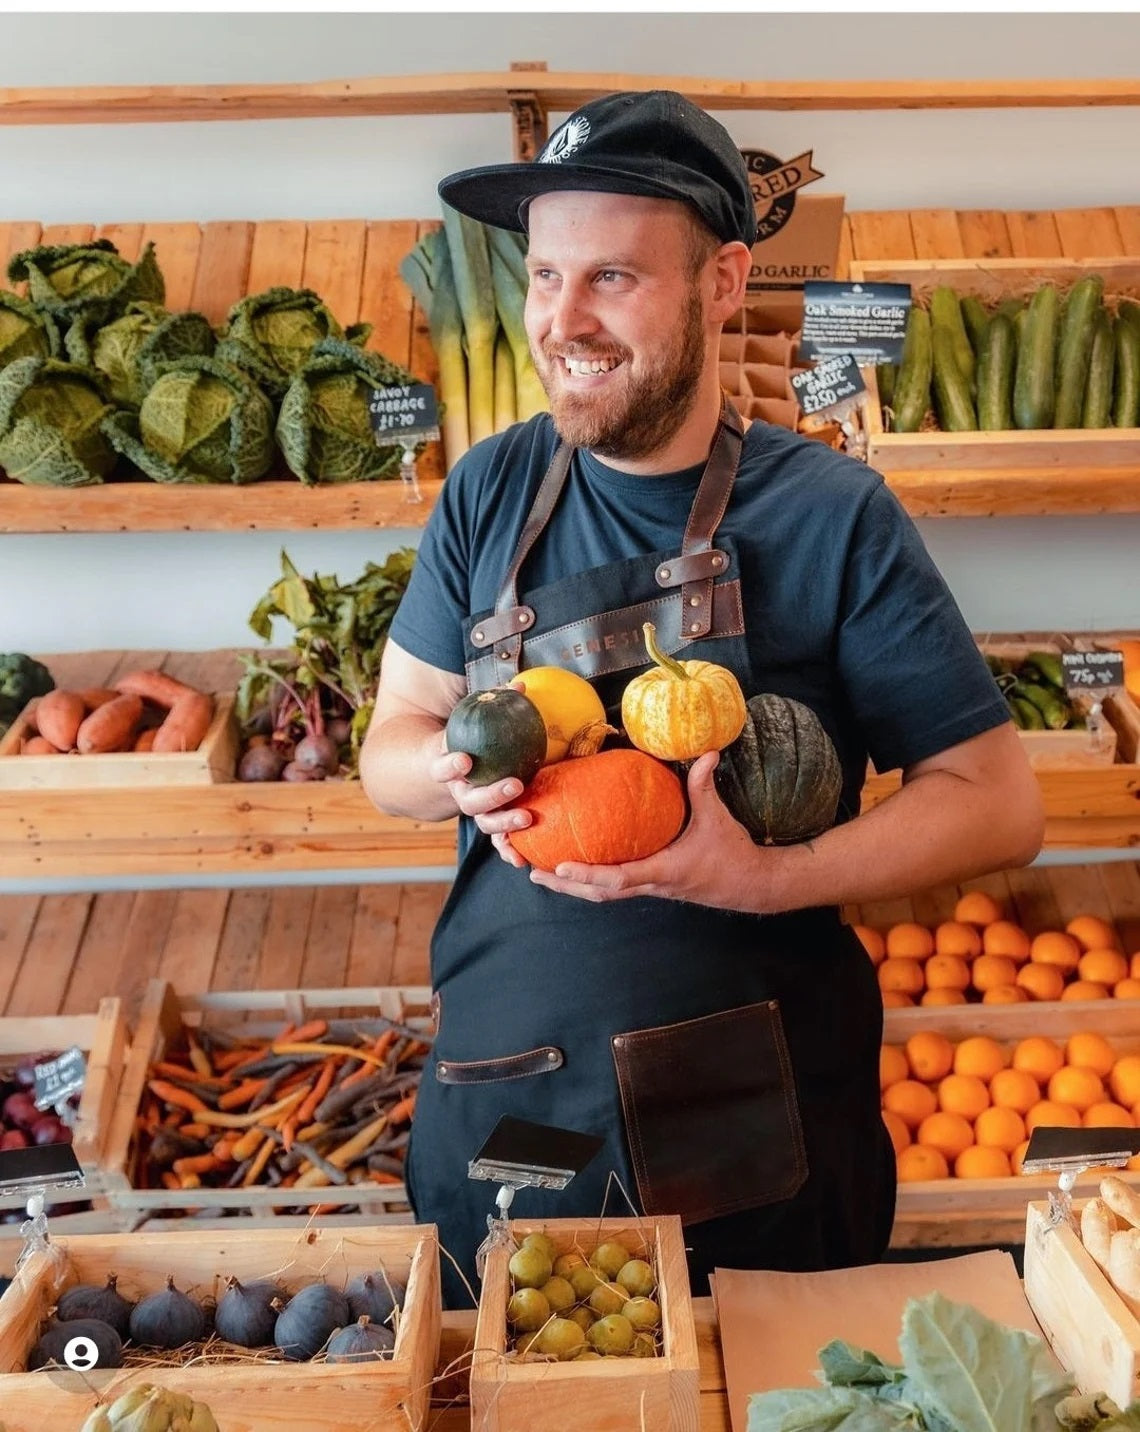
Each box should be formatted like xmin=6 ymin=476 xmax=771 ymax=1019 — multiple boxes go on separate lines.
xmin=535 ymin=287 xmax=707 ymax=462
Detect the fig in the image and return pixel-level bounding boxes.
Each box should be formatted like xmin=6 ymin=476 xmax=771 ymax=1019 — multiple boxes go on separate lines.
xmin=294 ymin=733 xmax=339 ymax=775
xmin=237 ymin=744 xmax=287 ymax=782
xmin=325 ymin=1314 xmax=395 ymax=1363
xmin=28 ymin=1316 xmax=123 ymax=1371
xmin=128 ymin=1274 xmax=207 ymax=1348
xmin=273 ymin=1282 xmax=350 ymax=1362
xmin=345 ymin=1269 xmax=406 ymax=1326
xmin=56 ymin=1273 xmax=135 ymax=1339
xmin=213 ymin=1277 xmax=285 ymax=1348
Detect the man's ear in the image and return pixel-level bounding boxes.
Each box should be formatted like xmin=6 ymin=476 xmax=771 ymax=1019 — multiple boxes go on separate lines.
xmin=708 ymin=241 xmax=752 ymax=323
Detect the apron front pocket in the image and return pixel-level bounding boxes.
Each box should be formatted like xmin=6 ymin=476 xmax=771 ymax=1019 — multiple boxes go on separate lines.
xmin=611 ymin=1000 xmax=807 ymax=1225
xmin=436 ymin=1046 xmax=564 ymax=1085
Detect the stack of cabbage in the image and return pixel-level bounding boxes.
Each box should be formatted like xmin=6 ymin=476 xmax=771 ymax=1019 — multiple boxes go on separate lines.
xmin=401 ymin=203 xmax=548 ymax=470
xmin=0 ymin=238 xmax=417 ymax=486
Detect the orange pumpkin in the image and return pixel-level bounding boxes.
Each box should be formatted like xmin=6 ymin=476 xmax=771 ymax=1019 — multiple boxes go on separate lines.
xmin=508 ymin=748 xmax=686 ymax=872
xmin=622 ymin=622 xmax=746 ymax=761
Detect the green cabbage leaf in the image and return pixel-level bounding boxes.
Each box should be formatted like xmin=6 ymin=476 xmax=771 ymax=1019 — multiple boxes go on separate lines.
xmin=0 ymin=290 xmax=61 ymax=369
xmin=7 ymin=240 xmax=165 ymax=324
xmin=217 ymin=286 xmax=371 ymax=400
xmin=65 ymin=302 xmax=216 ymax=406
xmin=0 ymin=356 xmax=116 ymax=486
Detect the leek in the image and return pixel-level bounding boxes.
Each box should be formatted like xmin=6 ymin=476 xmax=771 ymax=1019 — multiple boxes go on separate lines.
xmin=399 ymin=229 xmax=469 ymax=469
xmin=442 ymin=203 xmax=498 ymax=445
xmin=493 ymin=331 xmax=517 ymax=433
xmin=486 ymin=224 xmax=529 ymax=292
xmin=489 ymin=248 xmax=549 ymax=420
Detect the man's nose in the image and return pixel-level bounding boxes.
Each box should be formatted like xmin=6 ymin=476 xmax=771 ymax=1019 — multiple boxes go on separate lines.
xmin=548 ymin=281 xmax=599 ymax=345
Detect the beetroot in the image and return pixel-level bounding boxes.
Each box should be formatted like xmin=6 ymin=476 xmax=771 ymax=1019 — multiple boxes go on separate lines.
xmin=31 ymin=1115 xmax=69 ymax=1146
xmin=237 ymin=744 xmax=287 ymax=782
xmin=213 ymin=1277 xmax=285 ymax=1348
xmin=345 ymin=1269 xmax=406 ymax=1327
xmin=2 ymin=1091 xmax=39 ymax=1129
xmin=128 ymin=1274 xmax=207 ymax=1348
xmin=0 ymin=1129 xmax=28 ymax=1151
xmin=273 ymin=1282 xmax=350 ymax=1362
xmin=281 ymin=760 xmax=323 ymax=782
xmin=28 ymin=1317 xmax=122 ymax=1371
xmin=326 ymin=1315 xmax=395 ymax=1363
xmin=294 ymin=733 xmax=339 ymax=775
xmin=56 ymin=1273 xmax=135 ymax=1339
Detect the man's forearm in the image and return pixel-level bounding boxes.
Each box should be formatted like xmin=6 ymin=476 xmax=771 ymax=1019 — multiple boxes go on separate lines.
xmin=359 ymin=713 xmax=460 ymax=821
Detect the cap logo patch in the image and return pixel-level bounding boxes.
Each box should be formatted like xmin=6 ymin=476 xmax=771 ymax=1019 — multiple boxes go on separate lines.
xmin=539 ymin=116 xmax=590 ymax=165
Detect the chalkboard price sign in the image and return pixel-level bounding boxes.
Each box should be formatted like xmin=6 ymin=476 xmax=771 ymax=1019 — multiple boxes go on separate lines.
xmin=790 ymin=354 xmax=866 ymax=416
xmin=368 ymin=383 xmax=441 ymax=443
xmin=1062 ymin=650 xmax=1125 ymax=694
xmin=33 ymin=1046 xmax=86 ymax=1112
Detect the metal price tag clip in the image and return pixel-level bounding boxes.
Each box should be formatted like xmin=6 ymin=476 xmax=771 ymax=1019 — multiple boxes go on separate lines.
xmin=1021 ymin=1127 xmax=1140 ymax=1237
xmin=399 ymin=444 xmax=424 ymax=504
xmin=0 ymin=1143 xmax=86 ymax=1270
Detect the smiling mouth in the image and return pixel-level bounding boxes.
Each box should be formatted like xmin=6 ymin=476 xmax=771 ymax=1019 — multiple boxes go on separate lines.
xmin=560 ymin=355 xmax=624 ymax=377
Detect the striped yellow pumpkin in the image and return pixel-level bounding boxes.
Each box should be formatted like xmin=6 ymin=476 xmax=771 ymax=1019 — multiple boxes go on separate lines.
xmin=621 ymin=622 xmax=746 ymax=762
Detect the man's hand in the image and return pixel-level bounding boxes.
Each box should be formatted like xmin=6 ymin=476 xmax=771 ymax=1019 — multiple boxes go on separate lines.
xmin=435 ymin=740 xmax=535 ymax=870
xmin=524 ymin=752 xmax=767 ymax=905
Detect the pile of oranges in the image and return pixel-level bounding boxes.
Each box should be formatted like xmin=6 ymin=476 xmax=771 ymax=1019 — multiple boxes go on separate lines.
xmin=882 ymin=1027 xmax=1140 ymax=1183
xmin=854 ymin=891 xmax=1140 ymax=1008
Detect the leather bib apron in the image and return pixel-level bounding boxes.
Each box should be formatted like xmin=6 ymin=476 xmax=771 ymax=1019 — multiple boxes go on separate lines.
xmin=406 ymin=405 xmax=895 ymax=1307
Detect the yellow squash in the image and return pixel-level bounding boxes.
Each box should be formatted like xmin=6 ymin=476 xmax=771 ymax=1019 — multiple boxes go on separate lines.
xmin=510 ymin=666 xmax=613 ymax=764
xmin=622 ymin=622 xmax=746 ymax=761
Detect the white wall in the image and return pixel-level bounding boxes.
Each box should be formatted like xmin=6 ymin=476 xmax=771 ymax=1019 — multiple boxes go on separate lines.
xmin=2 ymin=12 xmax=1140 ymax=653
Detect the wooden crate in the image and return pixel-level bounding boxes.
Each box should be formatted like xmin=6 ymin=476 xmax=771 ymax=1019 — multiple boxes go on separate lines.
xmin=101 ymin=980 xmax=432 ymax=1220
xmin=849 ymin=257 xmax=1140 ymax=473
xmin=1072 ymin=631 xmax=1140 ymax=764
xmin=0 ymin=999 xmax=129 ymax=1213
xmin=980 ymin=637 xmax=1118 ymax=770
xmin=0 ymin=1223 xmax=440 ymax=1432
xmin=1024 ymin=1199 xmax=1140 ymax=1409
xmin=470 ymin=1215 xmax=699 ymax=1432
xmin=0 ymin=694 xmax=239 ymax=787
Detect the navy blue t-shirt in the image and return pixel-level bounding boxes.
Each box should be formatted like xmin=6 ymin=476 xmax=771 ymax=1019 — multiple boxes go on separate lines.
xmin=391 ymin=414 xmax=1009 ymax=848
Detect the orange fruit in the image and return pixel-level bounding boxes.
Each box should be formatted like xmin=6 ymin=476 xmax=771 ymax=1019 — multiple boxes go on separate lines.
xmin=990 ymin=1067 xmax=1041 ymax=1116
xmin=882 ymin=1109 xmax=911 ymax=1155
xmin=974 ymin=1104 xmax=1027 ymax=1154
xmin=1110 ymin=1055 xmax=1140 ymax=1107
xmin=1026 ymin=1099 xmax=1082 ymax=1132
xmin=924 ymin=954 xmax=970 ymax=991
xmin=982 ymin=920 xmax=1031 ymax=963
xmin=1115 ymin=978 xmax=1140 ymax=1001
xmin=880 ymin=1044 xmax=910 ymax=1091
xmin=1066 ymin=1031 xmax=1117 ymax=1078
xmin=1016 ymin=963 xmax=1065 ymax=1002
xmin=1013 ymin=1036 xmax=1065 ymax=1084
xmin=905 ymin=1031 xmax=955 ymax=1082
xmin=983 ymin=985 xmax=1029 ymax=1004
xmin=1066 ymin=914 xmax=1121 ymax=952
xmin=916 ymin=1111 xmax=974 ymax=1163
xmin=1132 ymin=952 xmax=1140 ymax=980
xmin=1011 ymin=1138 xmax=1030 ymax=1174
xmin=883 ymin=1080 xmax=939 ymax=1131
xmin=954 ymin=1036 xmax=1007 ymax=1082
xmin=934 ymin=921 xmax=982 ymax=959
xmin=955 ymin=1145 xmax=1012 ymax=1179
xmin=853 ymin=925 xmax=885 ymax=966
xmin=1079 ymin=948 xmax=1129 ymax=986
xmin=1083 ymin=1101 xmax=1135 ymax=1129
xmin=938 ymin=1072 xmax=990 ymax=1121
xmin=878 ymin=957 xmax=925 ymax=996
xmin=881 ymin=991 xmax=915 ymax=1008
xmin=886 ymin=923 xmax=934 ymax=961
xmin=971 ymin=954 xmax=1017 ymax=993
xmin=1048 ymin=1065 xmax=1106 ymax=1113
xmin=1061 ymin=980 xmax=1111 ymax=1002
xmin=954 ymin=890 xmax=1004 ymax=926
xmin=921 ymin=988 xmax=968 ymax=1006
xmin=897 ymin=1144 xmax=949 ymax=1182
xmin=1030 ymin=931 xmax=1081 ymax=971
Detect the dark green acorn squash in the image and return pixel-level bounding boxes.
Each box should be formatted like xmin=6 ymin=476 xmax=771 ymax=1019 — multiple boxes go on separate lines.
xmin=713 ymin=693 xmax=842 ymax=844
xmin=444 ymin=687 xmax=547 ymax=788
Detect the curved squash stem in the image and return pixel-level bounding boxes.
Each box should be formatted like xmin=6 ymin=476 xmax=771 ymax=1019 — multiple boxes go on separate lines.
xmin=642 ymin=621 xmax=689 ymax=681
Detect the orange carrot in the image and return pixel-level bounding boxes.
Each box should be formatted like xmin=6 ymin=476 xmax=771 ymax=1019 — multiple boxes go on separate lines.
xmin=161 ymin=1171 xmax=181 ymax=1191
xmin=294 ymin=1058 xmax=338 ymax=1127
xmin=213 ymin=1047 xmax=261 ymax=1071
xmin=230 ymin=1125 xmax=266 ymax=1162
xmin=179 ymin=1121 xmax=210 ymax=1139
xmin=367 ymin=1171 xmax=404 ymax=1185
xmin=217 ymin=1079 xmax=266 ymax=1111
xmin=148 ymin=1080 xmax=208 ymax=1115
xmin=271 ymin=1041 xmax=385 ymax=1065
xmin=172 ymin=1153 xmax=224 ymax=1178
xmin=387 ymin=1091 xmax=417 ymax=1125
xmin=242 ymin=1135 xmax=276 ymax=1186
xmin=187 ymin=1035 xmax=213 ymax=1079
xmin=196 ymin=1086 xmax=308 ymax=1129
xmin=178 ymin=1171 xmax=202 ymax=1190
xmin=286 ymin=1019 xmax=329 ymax=1044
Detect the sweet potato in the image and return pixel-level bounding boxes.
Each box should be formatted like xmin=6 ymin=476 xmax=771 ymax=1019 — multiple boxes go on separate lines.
xmin=133 ymin=727 xmax=158 ymax=752
xmin=78 ymin=687 xmax=121 ymax=711
xmin=152 ymin=691 xmax=214 ymax=753
xmin=34 ymin=690 xmax=86 ymax=751
xmin=22 ymin=735 xmax=62 ymax=755
xmin=76 ymin=693 xmax=144 ymax=754
xmin=115 ymin=669 xmax=199 ymax=709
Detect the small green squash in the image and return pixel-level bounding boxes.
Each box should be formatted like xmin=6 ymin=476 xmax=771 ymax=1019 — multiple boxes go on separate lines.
xmin=713 ymin=693 xmax=842 ymax=845
xmin=444 ymin=688 xmax=548 ymax=788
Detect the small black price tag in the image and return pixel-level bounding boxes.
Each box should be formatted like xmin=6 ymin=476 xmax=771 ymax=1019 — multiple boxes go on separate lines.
xmin=1062 ymin=650 xmax=1125 ymax=696
xmin=790 ymin=354 xmax=866 ymax=416
xmin=800 ymin=281 xmax=911 ymax=363
xmin=33 ymin=1046 xmax=86 ymax=1112
xmin=368 ymin=383 xmax=440 ymax=444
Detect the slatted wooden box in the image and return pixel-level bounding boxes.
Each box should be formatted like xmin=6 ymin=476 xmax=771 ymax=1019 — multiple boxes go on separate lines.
xmin=0 ymin=694 xmax=239 ymax=788
xmin=1024 ymin=1199 xmax=1140 ymax=1409
xmin=100 ymin=980 xmax=432 ymax=1223
xmin=849 ymin=257 xmax=1140 ymax=472
xmin=0 ymin=999 xmax=129 ymax=1217
xmin=980 ymin=638 xmax=1118 ymax=770
xmin=470 ymin=1214 xmax=699 ymax=1432
xmin=0 ymin=1223 xmax=441 ymax=1432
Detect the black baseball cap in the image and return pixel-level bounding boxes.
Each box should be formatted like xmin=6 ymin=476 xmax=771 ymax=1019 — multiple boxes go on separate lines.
xmin=438 ymin=89 xmax=758 ymax=248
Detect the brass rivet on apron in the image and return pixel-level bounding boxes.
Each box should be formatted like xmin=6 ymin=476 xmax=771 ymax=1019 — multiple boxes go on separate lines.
xmin=658 ymin=566 xmax=670 ymax=580
xmin=518 ymin=613 xmax=529 ymax=625
xmin=438 ymin=1064 xmax=448 ymax=1076
xmin=473 ymin=629 xmax=484 ymax=642
xmin=547 ymin=1051 xmax=557 ymax=1061
xmin=689 ymin=596 xmax=700 ymax=607
xmin=711 ymin=554 xmax=723 ymax=569
xmin=690 ymin=622 xmax=701 ymax=633
xmin=497 ymin=649 xmax=511 ymax=660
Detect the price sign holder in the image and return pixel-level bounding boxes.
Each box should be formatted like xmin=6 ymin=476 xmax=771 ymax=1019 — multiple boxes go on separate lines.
xmin=1062 ymin=650 xmax=1125 ymax=757
xmin=1021 ymin=1126 xmax=1140 ymax=1237
xmin=33 ymin=1044 xmax=86 ymax=1123
xmin=0 ymin=1142 xmax=86 ymax=1270
xmin=368 ymin=382 xmax=441 ymax=504
xmin=799 ymin=281 xmax=911 ymax=364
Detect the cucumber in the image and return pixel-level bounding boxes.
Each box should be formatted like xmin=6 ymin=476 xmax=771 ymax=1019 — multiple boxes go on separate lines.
xmin=1010 ymin=696 xmax=1046 ymax=731
xmin=876 ymin=362 xmax=897 ymax=411
xmin=1016 ymin=680 xmax=1070 ymax=731
xmin=1023 ymin=651 xmax=1066 ymax=690
xmin=1081 ymin=311 xmax=1115 ymax=428
xmin=931 ymin=324 xmax=978 ymax=431
xmin=1114 ymin=317 xmax=1140 ymax=428
xmin=1013 ymin=282 xmax=1059 ymax=430
xmin=1054 ymin=274 xmax=1105 ymax=428
xmin=961 ymin=295 xmax=990 ymax=354
xmin=930 ymin=285 xmax=977 ymax=396
xmin=1118 ymin=297 xmax=1140 ymax=336
xmin=892 ymin=306 xmax=932 ymax=433
xmin=976 ymin=313 xmax=1015 ymax=431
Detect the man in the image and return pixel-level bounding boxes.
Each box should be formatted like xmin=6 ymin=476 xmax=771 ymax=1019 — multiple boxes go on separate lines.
xmin=361 ymin=90 xmax=1044 ymax=1307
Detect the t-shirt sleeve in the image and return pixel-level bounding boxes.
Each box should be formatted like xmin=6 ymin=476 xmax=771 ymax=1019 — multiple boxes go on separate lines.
xmin=836 ymin=479 xmax=1010 ymax=773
